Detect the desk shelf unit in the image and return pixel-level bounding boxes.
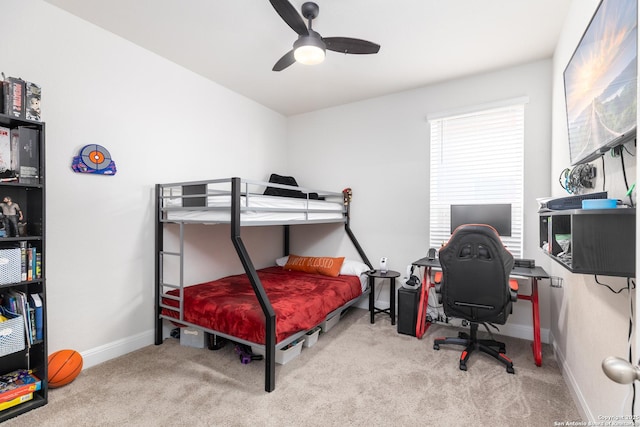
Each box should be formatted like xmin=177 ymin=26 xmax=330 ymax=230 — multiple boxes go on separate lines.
xmin=539 ymin=208 xmax=635 ymax=277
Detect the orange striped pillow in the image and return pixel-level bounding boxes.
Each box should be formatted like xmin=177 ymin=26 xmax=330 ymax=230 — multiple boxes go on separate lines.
xmin=283 ymin=254 xmax=345 ymax=277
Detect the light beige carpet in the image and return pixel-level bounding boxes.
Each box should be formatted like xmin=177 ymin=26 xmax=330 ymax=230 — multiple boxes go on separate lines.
xmin=5 ymin=309 xmax=581 ymax=426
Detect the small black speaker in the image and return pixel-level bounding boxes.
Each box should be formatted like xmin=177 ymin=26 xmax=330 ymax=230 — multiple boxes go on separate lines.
xmin=397 ymin=286 xmax=421 ymax=336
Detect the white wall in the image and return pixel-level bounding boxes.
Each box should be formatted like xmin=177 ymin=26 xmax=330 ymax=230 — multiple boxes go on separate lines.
xmin=1 ymin=0 xmax=288 ymax=365
xmin=550 ymin=0 xmax=638 ymax=421
xmin=286 ymin=60 xmax=554 ymax=339
xmin=4 ymin=1 xmax=634 ymax=420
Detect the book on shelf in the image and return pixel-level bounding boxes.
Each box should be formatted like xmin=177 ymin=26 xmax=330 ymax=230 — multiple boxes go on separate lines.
xmin=0 ymin=127 xmax=11 ymax=176
xmin=21 ymin=246 xmax=38 ymax=282
xmin=35 ymin=252 xmax=41 ymax=279
xmin=19 ymin=242 xmax=27 ymax=282
xmin=0 ymin=392 xmax=33 ymax=412
xmin=31 ymin=248 xmax=36 ymax=280
xmin=26 ymin=248 xmax=33 ymax=281
xmin=1 ymin=77 xmax=25 ymax=120
xmin=16 ymin=127 xmax=39 ymax=184
xmin=10 ymin=128 xmax=18 ymax=179
xmin=27 ymin=293 xmax=42 ymax=341
xmin=28 ymin=306 xmax=35 ymax=343
xmin=0 ymin=369 xmax=41 ymax=404
xmin=1 ymin=292 xmax=17 ymax=313
xmin=24 ymin=82 xmax=41 ymax=122
xmin=4 ymin=127 xmax=40 ymax=184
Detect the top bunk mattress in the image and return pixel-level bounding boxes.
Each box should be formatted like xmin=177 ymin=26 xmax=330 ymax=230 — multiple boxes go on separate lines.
xmin=165 ymin=194 xmax=345 ymax=223
xmin=158 ymin=178 xmax=347 ymax=225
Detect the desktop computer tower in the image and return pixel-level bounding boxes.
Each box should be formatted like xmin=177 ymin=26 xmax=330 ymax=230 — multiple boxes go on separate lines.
xmin=397 ymin=286 xmax=421 ymax=336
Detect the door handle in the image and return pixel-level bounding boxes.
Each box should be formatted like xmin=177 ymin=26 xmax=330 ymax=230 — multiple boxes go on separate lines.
xmin=602 ymin=356 xmax=640 ymax=384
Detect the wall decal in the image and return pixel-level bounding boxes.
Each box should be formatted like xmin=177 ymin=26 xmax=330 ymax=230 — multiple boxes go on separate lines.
xmin=71 ymin=144 xmax=117 ymax=175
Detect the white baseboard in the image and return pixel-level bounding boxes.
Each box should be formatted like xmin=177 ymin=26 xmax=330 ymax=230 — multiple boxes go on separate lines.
xmin=550 ymin=331 xmax=591 ymax=421
xmin=78 ymin=313 xmax=546 ymax=373
xmin=360 ymin=294 xmax=552 ymax=343
xmin=368 ymin=296 xmax=551 ymax=343
xmin=497 ymin=322 xmax=550 ymax=344
xmin=79 ymin=329 xmax=155 ymax=370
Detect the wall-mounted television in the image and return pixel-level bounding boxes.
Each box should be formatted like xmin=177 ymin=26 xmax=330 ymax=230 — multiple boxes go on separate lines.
xmin=563 ymin=0 xmax=637 ymax=166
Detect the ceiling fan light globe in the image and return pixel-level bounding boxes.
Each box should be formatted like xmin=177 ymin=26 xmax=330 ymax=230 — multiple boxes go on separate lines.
xmin=294 ymin=45 xmax=325 ymax=65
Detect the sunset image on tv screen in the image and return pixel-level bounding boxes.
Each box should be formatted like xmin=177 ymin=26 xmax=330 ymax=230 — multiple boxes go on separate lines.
xmin=563 ymin=0 xmax=637 ymax=165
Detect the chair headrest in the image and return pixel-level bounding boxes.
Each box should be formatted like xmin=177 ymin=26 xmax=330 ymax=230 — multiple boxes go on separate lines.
xmin=441 ymin=223 xmax=514 ymax=271
xmin=450 ymin=223 xmax=501 ymax=239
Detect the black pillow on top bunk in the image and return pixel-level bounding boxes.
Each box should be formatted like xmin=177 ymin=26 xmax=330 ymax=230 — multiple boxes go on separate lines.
xmin=263 ymin=173 xmax=321 ymax=200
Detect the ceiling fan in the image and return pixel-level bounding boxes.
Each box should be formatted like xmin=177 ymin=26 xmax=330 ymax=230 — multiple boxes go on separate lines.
xmin=269 ymin=0 xmax=381 ymax=71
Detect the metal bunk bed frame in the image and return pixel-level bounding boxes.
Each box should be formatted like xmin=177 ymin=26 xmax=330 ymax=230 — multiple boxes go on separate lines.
xmin=154 ymin=177 xmax=372 ymax=392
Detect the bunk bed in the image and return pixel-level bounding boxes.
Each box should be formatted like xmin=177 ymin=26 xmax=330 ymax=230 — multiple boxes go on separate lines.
xmin=155 ymin=177 xmax=373 ymax=392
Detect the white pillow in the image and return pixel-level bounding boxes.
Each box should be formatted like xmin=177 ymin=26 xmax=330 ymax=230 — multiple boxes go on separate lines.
xmin=340 ymin=259 xmax=371 ymax=276
xmin=275 ymin=256 xmax=370 ymax=277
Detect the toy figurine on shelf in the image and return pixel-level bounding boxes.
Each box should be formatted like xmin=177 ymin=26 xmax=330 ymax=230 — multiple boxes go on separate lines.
xmin=0 ymin=197 xmax=23 ymax=237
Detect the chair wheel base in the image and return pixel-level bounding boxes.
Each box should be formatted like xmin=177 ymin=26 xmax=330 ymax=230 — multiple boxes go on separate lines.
xmin=432 ymin=323 xmax=515 ymax=374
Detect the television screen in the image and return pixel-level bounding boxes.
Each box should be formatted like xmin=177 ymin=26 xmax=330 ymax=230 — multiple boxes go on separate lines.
xmin=450 ymin=204 xmax=512 ymax=237
xmin=563 ymin=0 xmax=637 ymax=166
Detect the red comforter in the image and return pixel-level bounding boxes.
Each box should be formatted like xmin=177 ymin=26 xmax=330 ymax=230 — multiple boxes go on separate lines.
xmin=163 ymin=266 xmax=362 ymax=344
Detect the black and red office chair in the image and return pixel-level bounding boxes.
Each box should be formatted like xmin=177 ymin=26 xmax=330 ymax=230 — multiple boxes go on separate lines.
xmin=433 ymin=224 xmax=517 ymax=373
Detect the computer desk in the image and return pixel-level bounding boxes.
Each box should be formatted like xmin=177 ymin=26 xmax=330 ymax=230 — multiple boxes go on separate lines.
xmin=411 ymin=257 xmax=549 ymax=367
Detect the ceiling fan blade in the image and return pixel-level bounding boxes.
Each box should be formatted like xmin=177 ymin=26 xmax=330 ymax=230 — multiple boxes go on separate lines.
xmin=324 ymin=37 xmax=381 ymax=54
xmin=269 ymin=0 xmax=308 ymax=36
xmin=272 ymin=50 xmax=296 ymax=71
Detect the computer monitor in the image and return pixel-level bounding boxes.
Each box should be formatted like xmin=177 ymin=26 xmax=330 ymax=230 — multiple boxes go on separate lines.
xmin=450 ymin=203 xmax=512 ymax=236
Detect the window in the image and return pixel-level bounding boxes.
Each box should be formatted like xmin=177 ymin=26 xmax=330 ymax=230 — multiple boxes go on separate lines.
xmin=429 ymin=99 xmax=525 ymax=257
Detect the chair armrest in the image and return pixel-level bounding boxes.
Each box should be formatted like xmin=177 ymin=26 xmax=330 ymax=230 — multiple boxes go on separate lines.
xmin=509 ymin=279 xmax=519 ymax=302
xmin=433 ymin=271 xmax=442 ymax=284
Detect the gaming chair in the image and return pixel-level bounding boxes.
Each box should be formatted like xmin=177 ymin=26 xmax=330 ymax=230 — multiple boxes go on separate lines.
xmin=433 ymin=224 xmax=517 ymax=373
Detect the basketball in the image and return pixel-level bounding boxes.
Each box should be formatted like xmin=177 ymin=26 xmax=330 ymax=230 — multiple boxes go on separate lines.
xmin=48 ymin=349 xmax=83 ymax=388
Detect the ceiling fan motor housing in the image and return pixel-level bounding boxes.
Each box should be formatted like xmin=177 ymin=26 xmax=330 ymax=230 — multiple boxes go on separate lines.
xmin=294 ymin=30 xmax=325 ymax=51
xmin=301 ymin=2 xmax=319 ymax=20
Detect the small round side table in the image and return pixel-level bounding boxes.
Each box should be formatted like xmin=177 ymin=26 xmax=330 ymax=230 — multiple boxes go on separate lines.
xmin=365 ymin=269 xmax=401 ymax=325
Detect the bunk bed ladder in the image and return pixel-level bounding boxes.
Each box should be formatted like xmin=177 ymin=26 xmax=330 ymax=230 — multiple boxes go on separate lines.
xmin=155 ymin=184 xmax=163 ymax=344
xmin=230 ymin=177 xmax=277 ymax=392
xmin=155 ymin=184 xmax=186 ymax=345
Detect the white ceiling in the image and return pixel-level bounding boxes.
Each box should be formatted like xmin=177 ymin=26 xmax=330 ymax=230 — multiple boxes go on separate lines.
xmin=44 ymin=0 xmax=573 ymax=116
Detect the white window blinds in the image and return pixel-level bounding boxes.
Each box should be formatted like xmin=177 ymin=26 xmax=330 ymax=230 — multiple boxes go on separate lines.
xmin=429 ymin=101 xmax=525 ymax=258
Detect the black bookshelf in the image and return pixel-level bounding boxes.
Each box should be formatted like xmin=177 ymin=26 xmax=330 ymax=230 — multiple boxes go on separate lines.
xmin=0 ymin=112 xmax=47 ymax=421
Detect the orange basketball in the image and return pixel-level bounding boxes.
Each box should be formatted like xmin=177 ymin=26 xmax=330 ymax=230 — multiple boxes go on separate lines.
xmin=48 ymin=349 xmax=83 ymax=388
